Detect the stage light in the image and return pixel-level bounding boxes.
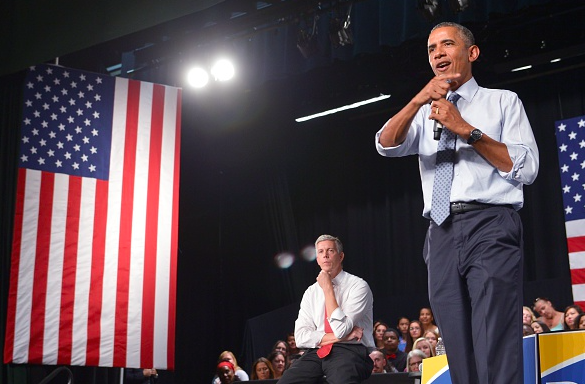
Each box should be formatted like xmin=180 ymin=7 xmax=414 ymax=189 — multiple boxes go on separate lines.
xmin=211 ymin=59 xmax=235 ymax=81
xmin=418 ymin=0 xmax=441 ymax=21
xmin=295 ymin=94 xmax=391 ymax=122
xmin=187 ymin=67 xmax=209 ymax=88
xmin=511 ymin=65 xmax=532 ymax=72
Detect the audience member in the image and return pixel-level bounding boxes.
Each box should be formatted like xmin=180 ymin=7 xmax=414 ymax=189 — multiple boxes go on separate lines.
xmin=405 ymin=320 xmax=423 ymax=353
xmin=373 ymin=321 xmax=388 ymax=350
xmin=381 ymin=328 xmax=407 ymax=372
xmin=419 ymin=307 xmax=439 ymax=334
xmin=217 ymin=361 xmax=241 ymax=384
xmin=523 ymin=323 xmax=535 ymax=336
xmin=406 ymin=350 xmax=426 ymax=373
xmin=412 ymin=337 xmax=435 ymax=358
xmin=268 ymin=351 xmax=287 ymax=379
xmin=523 ymin=306 xmax=536 ymax=325
xmin=533 ymin=298 xmax=564 ymax=331
xmin=563 ymin=305 xmax=584 ymax=330
xmin=369 ymin=350 xmax=388 ymax=374
xmin=124 ymin=368 xmax=158 ymax=384
xmin=271 ymin=340 xmax=289 ymax=358
xmin=530 ymin=320 xmax=551 ymax=334
xmin=577 ymin=313 xmax=585 ymax=330
xmin=286 ymin=332 xmax=303 ymax=358
xmin=396 ymin=317 xmax=409 ymax=352
xmin=251 ymin=358 xmax=274 ymax=380
xmin=423 ymin=330 xmax=439 ymax=355
xmin=212 ymin=351 xmax=249 ymax=384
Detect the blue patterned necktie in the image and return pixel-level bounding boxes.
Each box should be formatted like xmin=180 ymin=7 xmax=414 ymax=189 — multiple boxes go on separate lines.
xmin=430 ymin=93 xmax=461 ymax=225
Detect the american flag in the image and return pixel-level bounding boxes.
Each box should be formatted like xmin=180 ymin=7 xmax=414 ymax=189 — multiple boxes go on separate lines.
xmin=555 ymin=115 xmax=585 ymax=310
xmin=4 ymin=64 xmax=181 ymax=369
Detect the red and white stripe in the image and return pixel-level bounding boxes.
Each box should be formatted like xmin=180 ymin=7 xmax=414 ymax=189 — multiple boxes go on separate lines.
xmin=567 ymin=219 xmax=585 ymax=310
xmin=4 ymin=76 xmax=181 ymax=369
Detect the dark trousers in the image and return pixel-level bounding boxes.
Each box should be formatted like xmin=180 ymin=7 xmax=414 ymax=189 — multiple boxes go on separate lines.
xmin=277 ymin=344 xmax=373 ymax=384
xmin=424 ymin=206 xmax=524 ymax=384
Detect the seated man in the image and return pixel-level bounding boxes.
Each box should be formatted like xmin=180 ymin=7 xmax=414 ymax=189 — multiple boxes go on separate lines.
xmin=533 ymin=298 xmax=564 ymax=331
xmin=278 ymin=235 xmax=374 ymax=384
xmin=369 ymin=350 xmax=390 ymax=373
xmin=382 ymin=328 xmax=407 ymax=372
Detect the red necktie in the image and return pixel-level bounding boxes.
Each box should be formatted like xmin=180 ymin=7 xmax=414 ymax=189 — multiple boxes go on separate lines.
xmin=317 ymin=308 xmax=333 ymax=358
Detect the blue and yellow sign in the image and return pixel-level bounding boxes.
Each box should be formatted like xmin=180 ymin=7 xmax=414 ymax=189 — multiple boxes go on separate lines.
xmin=539 ymin=330 xmax=585 ymax=383
xmin=421 ymin=355 xmax=451 ymax=384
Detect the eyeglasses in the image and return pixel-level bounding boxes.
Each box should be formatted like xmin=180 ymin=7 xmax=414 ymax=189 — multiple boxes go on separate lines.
xmin=409 ymin=327 xmax=420 ymax=331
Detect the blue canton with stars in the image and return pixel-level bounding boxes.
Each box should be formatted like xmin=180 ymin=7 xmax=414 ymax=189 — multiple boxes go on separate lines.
xmin=19 ymin=64 xmax=115 ymax=180
xmin=555 ymin=115 xmax=585 ymax=221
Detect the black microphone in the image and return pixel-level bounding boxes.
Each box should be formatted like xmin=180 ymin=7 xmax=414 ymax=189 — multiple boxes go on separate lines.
xmin=433 ymin=120 xmax=443 ymax=141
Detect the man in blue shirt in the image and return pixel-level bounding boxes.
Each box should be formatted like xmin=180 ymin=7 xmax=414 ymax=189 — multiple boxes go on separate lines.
xmin=375 ymin=22 xmax=539 ymax=384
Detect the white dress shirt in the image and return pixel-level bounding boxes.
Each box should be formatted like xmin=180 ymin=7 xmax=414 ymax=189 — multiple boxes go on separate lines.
xmin=375 ymin=77 xmax=539 ymax=219
xmin=294 ymin=270 xmax=374 ymax=349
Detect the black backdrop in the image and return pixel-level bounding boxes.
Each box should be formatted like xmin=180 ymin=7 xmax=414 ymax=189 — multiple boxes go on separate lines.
xmin=1 ymin=11 xmax=584 ymax=384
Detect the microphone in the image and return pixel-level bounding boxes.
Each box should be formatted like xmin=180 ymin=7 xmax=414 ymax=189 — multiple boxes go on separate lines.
xmin=433 ymin=120 xmax=443 ymax=141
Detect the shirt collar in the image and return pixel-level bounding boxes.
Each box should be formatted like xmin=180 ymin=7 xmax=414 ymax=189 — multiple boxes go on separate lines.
xmin=448 ymin=76 xmax=478 ymax=104
xmin=331 ymin=269 xmax=346 ymax=286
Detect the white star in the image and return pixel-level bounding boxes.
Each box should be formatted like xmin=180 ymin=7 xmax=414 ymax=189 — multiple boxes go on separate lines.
xmin=31 ymin=128 xmax=39 ymax=136
xmin=61 ymin=88 xmax=68 ymax=96
xmin=46 ymin=67 xmax=53 ymax=75
xmin=75 ymin=126 xmax=83 ymax=134
xmin=78 ymin=91 xmax=85 ymax=98
xmin=55 ymin=160 xmax=63 ymax=167
xmin=94 ymin=94 xmax=101 ymax=101
xmin=59 ymin=105 xmax=67 ymax=113
xmin=43 ymin=85 xmax=51 ymax=93
xmin=85 ymin=101 xmax=93 ymax=109
xmin=96 ymin=77 xmax=102 ymax=84
xmin=73 ymin=144 xmax=81 ymax=151
xmin=49 ymin=131 xmax=56 ymax=139
xmin=80 ymin=74 xmax=86 ymax=81
xmin=37 ymin=157 xmax=45 ymax=165
xmin=578 ymin=119 xmax=585 ymax=128
xmin=41 ymin=120 xmax=49 ymax=128
xmin=70 ymin=81 xmax=78 ymax=88
xmin=581 ymin=160 xmax=585 ymax=169
xmin=25 ymin=99 xmax=33 ymax=106
xmin=64 ymin=152 xmax=71 ymax=159
xmin=50 ymin=113 xmax=58 ymax=120
xmin=53 ymin=78 xmax=61 ymax=85
xmin=42 ymin=103 xmax=50 ymax=110
xmin=89 ymin=164 xmax=96 ymax=172
xmin=72 ymin=162 xmax=80 ymax=170
xmin=51 ymin=95 xmax=59 ymax=102
xmin=63 ymin=71 xmax=70 ymax=78
xmin=66 ymin=134 xmax=73 ymax=141
xmin=76 ymin=108 xmax=84 ymax=116
xmin=69 ymin=98 xmax=76 ymax=106
xmin=26 ymin=82 xmax=34 ymax=89
xmin=67 ymin=116 xmax=74 ymax=123
xmin=93 ymin=111 xmax=100 ymax=119
xmin=90 ymin=146 xmax=97 ymax=154
xmin=58 ymin=123 xmax=66 ymax=131
xmin=30 ymin=146 xmax=37 ymax=154
xmin=570 ymin=152 xmax=579 ymax=161
xmin=580 ymin=140 xmax=585 ymax=149
xmin=81 ymin=154 xmax=88 ymax=162
xmin=572 ymin=172 xmax=580 ymax=181
xmin=47 ymin=149 xmax=55 ymax=157
xmin=35 ymin=92 xmax=42 ymax=100
xmin=87 ymin=84 xmax=94 ymax=91
xmin=569 ymin=131 xmax=577 ymax=140
xmin=574 ymin=193 xmax=582 ymax=202
xmin=21 ymin=136 xmax=29 ymax=143
xmin=33 ymin=110 xmax=40 ymax=118
xmin=563 ymin=185 xmax=571 ymax=193
xmin=558 ymin=123 xmax=567 ymax=132
xmin=84 ymin=118 xmax=91 ymax=126
xmin=23 ymin=118 xmax=31 ymax=125
xmin=39 ymin=139 xmax=46 ymax=146
xmin=565 ymin=206 xmax=573 ymax=214
xmin=57 ymin=142 xmax=64 ymax=149
xmin=36 ymin=74 xmax=44 ymax=82
xmin=83 ymin=136 xmax=90 ymax=144
xmin=91 ymin=129 xmax=98 ymax=136
xmin=20 ymin=154 xmax=28 ymax=162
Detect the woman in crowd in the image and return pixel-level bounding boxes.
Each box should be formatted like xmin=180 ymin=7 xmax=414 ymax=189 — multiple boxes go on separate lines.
xmin=396 ymin=317 xmax=409 ymax=352
xmin=405 ymin=320 xmax=423 ymax=353
xmin=406 ymin=349 xmax=426 ymax=373
xmin=530 ymin=320 xmax=551 ymax=334
xmin=423 ymin=330 xmax=439 ymax=355
xmin=251 ymin=358 xmax=274 ymax=380
xmin=212 ymin=351 xmax=249 ymax=384
xmin=523 ymin=306 xmax=537 ymax=325
xmin=216 ymin=361 xmax=241 ymax=384
xmin=286 ymin=333 xmax=302 ymax=359
xmin=373 ymin=321 xmax=388 ymax=350
xmin=563 ymin=305 xmax=584 ymax=330
xmin=268 ymin=351 xmax=287 ymax=379
xmin=412 ymin=337 xmax=435 ymax=358
xmin=576 ymin=313 xmax=585 ymax=329
xmin=419 ymin=307 xmax=439 ymax=334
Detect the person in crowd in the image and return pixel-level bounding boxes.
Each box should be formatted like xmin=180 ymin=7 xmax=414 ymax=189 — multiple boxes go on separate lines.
xmin=523 ymin=323 xmax=535 ymax=336
xmin=375 ymin=21 xmax=538 ymax=384
xmin=533 ymin=298 xmax=565 ymax=331
xmin=211 ymin=351 xmax=249 ymax=384
xmin=272 ymin=340 xmax=289 ymax=359
xmin=406 ymin=350 xmax=426 ymax=373
xmin=373 ymin=321 xmax=388 ymax=350
xmin=397 ymin=317 xmax=409 ymax=352
xmin=423 ymin=329 xmax=439 ymax=355
xmin=419 ymin=307 xmax=439 ymax=334
xmin=382 ymin=328 xmax=407 ymax=372
xmin=124 ymin=368 xmax=158 ymax=384
xmin=268 ymin=351 xmax=287 ymax=379
xmin=217 ymin=361 xmax=241 ymax=384
xmin=412 ymin=337 xmax=435 ymax=358
xmin=563 ymin=305 xmax=584 ymax=330
xmin=286 ymin=332 xmax=303 ymax=359
xmin=369 ymin=350 xmax=388 ymax=374
xmin=251 ymin=357 xmax=274 ymax=380
xmin=576 ymin=313 xmax=585 ymax=330
xmin=277 ymin=234 xmax=374 ymax=384
xmin=530 ymin=320 xmax=551 ymax=334
xmin=523 ymin=306 xmax=537 ymax=325
xmin=405 ymin=320 xmax=423 ymax=353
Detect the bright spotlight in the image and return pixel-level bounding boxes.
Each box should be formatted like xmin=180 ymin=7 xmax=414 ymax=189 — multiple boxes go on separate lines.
xmin=211 ymin=59 xmax=235 ymax=82
xmin=301 ymin=245 xmax=316 ymax=262
xmin=187 ymin=67 xmax=209 ymax=88
xmin=274 ymin=252 xmax=295 ymax=269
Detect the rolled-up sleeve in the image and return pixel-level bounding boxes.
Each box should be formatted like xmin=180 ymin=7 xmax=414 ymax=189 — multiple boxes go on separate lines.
xmin=327 ymin=279 xmax=372 ymax=340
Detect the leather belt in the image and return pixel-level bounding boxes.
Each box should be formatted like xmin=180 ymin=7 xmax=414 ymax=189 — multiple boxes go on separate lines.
xmin=449 ymin=202 xmax=510 ymax=214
